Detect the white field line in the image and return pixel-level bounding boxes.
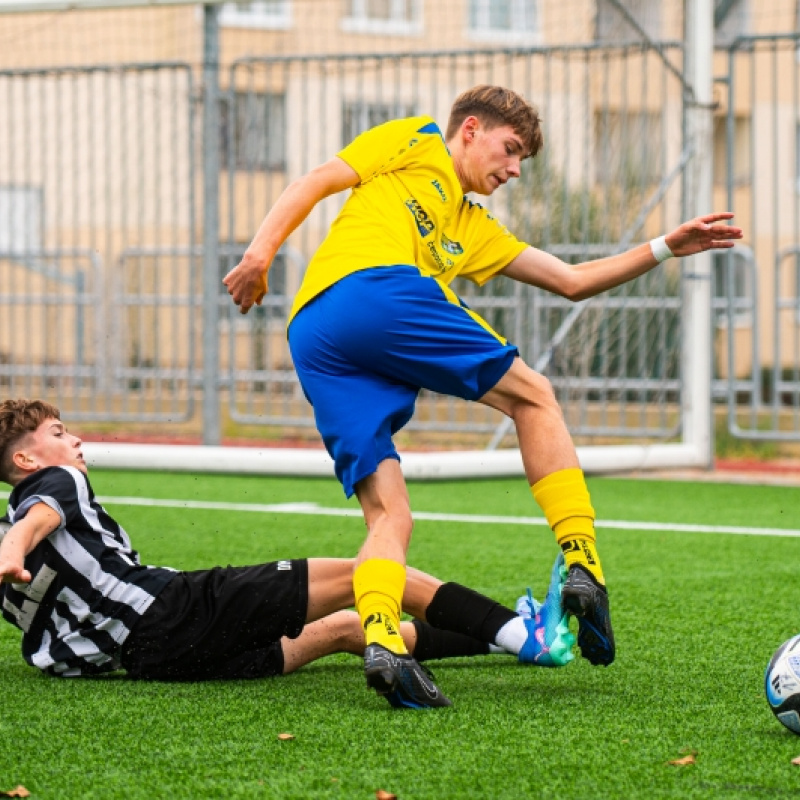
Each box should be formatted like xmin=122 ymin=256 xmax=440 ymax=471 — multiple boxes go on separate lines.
xmin=97 ymin=496 xmax=800 ymax=538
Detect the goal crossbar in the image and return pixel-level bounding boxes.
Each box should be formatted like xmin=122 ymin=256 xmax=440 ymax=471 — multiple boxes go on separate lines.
xmin=83 ymin=442 xmax=710 ymax=480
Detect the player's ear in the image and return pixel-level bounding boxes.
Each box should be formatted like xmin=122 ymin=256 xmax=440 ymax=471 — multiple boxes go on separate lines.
xmin=11 ymin=448 xmax=37 ymax=475
xmin=462 ymin=115 xmax=480 ymax=143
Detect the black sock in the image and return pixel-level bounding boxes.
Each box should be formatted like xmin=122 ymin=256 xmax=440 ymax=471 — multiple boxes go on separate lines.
xmin=424 ymin=582 xmax=517 ymax=644
xmin=411 ymin=619 xmax=490 ymax=662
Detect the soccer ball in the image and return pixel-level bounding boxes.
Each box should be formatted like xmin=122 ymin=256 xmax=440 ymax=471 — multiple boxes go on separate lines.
xmin=765 ymin=634 xmax=800 ymax=734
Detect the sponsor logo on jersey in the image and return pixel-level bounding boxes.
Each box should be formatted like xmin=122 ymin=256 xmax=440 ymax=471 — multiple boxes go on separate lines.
xmin=440 ymin=233 xmax=463 ymax=255
xmin=426 ymin=241 xmax=447 ymax=272
xmin=405 ymin=197 xmax=434 ymax=238
xmin=431 ymin=179 xmax=447 ymax=202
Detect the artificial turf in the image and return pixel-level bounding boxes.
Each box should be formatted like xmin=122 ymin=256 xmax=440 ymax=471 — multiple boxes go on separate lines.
xmin=1 ymin=470 xmax=799 ymax=799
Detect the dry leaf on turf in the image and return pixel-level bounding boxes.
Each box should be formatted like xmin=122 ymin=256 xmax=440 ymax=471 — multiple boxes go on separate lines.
xmin=668 ymin=749 xmax=698 ymax=766
xmin=376 ymin=790 xmax=397 ymax=800
xmin=277 ymin=733 xmax=295 ymax=741
xmin=0 ymin=787 xmax=31 ymax=798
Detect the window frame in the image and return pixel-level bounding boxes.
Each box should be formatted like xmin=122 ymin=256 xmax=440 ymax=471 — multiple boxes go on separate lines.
xmin=340 ymin=0 xmax=424 ymax=36
xmin=219 ymin=90 xmax=287 ymax=173
xmin=712 ymin=246 xmax=754 ymax=330
xmin=466 ymin=0 xmax=541 ymax=44
xmin=218 ymin=1 xmax=293 ymax=30
xmin=594 ymin=0 xmax=662 ymax=44
xmin=0 ymin=185 xmax=43 ymax=255
xmin=341 ymin=99 xmax=418 ymax=146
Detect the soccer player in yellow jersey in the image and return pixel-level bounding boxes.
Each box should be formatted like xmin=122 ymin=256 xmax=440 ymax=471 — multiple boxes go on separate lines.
xmin=224 ymin=85 xmax=743 ymax=709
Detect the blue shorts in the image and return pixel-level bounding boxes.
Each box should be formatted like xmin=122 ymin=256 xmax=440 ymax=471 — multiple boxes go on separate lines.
xmin=288 ymin=266 xmax=518 ymax=497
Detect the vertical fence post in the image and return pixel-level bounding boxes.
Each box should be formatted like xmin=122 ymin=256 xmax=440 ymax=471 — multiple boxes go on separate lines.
xmin=202 ymin=2 xmax=221 ymax=445
xmin=683 ymin=0 xmax=715 ymax=465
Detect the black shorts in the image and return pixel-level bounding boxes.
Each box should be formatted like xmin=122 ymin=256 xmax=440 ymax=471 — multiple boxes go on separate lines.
xmin=120 ymin=559 xmax=309 ymax=681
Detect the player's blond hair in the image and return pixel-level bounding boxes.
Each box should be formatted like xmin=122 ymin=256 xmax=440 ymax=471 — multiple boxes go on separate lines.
xmin=0 ymin=398 xmax=61 ymax=485
xmin=446 ymin=85 xmax=543 ymax=158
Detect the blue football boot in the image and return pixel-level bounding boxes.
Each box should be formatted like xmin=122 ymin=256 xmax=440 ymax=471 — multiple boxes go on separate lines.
xmin=517 ymin=552 xmax=575 ymax=667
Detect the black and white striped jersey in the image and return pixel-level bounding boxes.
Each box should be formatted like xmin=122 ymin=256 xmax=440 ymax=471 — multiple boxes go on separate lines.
xmin=0 ymin=466 xmax=175 ymax=676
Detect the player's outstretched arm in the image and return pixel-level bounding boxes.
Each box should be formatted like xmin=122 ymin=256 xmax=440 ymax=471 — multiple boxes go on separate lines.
xmin=0 ymin=503 xmax=60 ymax=584
xmin=500 ymin=212 xmax=743 ymax=302
xmin=223 ymin=156 xmax=360 ymax=314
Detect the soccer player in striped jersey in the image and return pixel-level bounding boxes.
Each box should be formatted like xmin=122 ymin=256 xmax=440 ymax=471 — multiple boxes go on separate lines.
xmin=224 ymin=83 xmax=742 ymax=705
xmin=0 ymin=398 xmax=573 ymax=707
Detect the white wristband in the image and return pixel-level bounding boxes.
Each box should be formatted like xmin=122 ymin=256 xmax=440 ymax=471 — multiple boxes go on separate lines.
xmin=649 ymin=235 xmax=674 ymax=263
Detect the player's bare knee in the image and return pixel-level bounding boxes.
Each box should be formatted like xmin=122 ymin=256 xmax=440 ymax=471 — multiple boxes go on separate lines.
xmin=332 ymin=610 xmax=365 ymax=652
xmin=508 ymin=370 xmax=560 ymax=419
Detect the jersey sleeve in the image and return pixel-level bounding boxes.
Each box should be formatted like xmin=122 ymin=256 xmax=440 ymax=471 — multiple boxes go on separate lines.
xmin=337 ymin=116 xmax=441 ymax=184
xmin=11 ymin=467 xmax=86 ymax=532
xmin=454 ymin=200 xmax=528 ymax=286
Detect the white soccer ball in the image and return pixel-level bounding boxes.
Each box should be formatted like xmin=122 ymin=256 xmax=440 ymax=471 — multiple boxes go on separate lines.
xmin=765 ymin=634 xmax=800 ymax=735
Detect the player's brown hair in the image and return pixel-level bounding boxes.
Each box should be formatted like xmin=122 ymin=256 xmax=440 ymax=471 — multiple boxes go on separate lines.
xmin=0 ymin=398 xmax=61 ymax=485
xmin=445 ymin=85 xmax=543 ymax=158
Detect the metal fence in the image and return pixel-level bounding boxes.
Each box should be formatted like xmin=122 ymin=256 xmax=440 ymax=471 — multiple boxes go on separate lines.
xmin=714 ymin=34 xmax=800 ymax=442
xmin=0 ymin=62 xmax=197 ymax=422
xmin=1 ymin=23 xmax=798 ymax=446
xmin=221 ymin=44 xmax=686 ymax=447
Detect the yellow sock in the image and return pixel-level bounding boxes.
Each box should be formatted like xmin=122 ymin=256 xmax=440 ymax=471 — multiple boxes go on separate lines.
xmin=532 ymin=467 xmax=605 ymax=585
xmin=353 ymin=558 xmax=408 ymax=655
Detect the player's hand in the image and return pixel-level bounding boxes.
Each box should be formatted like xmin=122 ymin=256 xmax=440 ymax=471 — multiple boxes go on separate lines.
xmin=665 ymin=212 xmax=743 ymax=258
xmin=0 ymin=562 xmax=31 ymax=584
xmin=223 ymin=251 xmax=270 ymax=315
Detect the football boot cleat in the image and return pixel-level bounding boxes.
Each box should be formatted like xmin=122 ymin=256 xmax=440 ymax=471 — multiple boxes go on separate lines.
xmin=364 ymin=643 xmax=452 ymax=709
xmin=561 ymin=564 xmax=615 ymax=666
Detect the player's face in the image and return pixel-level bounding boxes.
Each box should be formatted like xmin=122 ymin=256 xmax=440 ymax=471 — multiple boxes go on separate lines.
xmin=463 ymin=123 xmax=526 ymax=196
xmin=19 ymin=418 xmax=87 ymax=475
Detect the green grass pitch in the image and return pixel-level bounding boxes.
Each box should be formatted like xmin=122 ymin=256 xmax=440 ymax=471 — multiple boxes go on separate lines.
xmin=2 ymin=470 xmax=800 ymax=799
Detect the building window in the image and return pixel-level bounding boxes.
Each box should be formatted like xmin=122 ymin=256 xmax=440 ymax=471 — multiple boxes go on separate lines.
xmin=594 ymin=111 xmax=663 ymax=185
xmin=341 ymin=0 xmax=423 ymax=35
xmin=467 ymin=0 xmax=540 ymax=43
xmin=713 ymin=248 xmax=753 ymax=328
xmin=219 ymin=1 xmax=292 ymax=30
xmin=220 ymin=92 xmax=286 ymax=172
xmin=595 ymin=0 xmax=662 ymax=43
xmin=714 ymin=0 xmax=749 ymax=48
xmin=343 ymin=100 xmax=417 ymax=145
xmin=0 ymin=186 xmax=42 ymax=254
xmin=713 ymin=115 xmax=751 ymax=186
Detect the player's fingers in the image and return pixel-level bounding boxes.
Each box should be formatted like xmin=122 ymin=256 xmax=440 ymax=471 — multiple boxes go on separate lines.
xmin=700 ymin=211 xmax=735 ymax=223
xmin=707 ymin=226 xmax=742 ymax=241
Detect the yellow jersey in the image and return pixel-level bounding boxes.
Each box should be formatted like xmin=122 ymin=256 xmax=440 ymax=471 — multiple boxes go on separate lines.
xmin=288 ymin=115 xmax=528 ymax=322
